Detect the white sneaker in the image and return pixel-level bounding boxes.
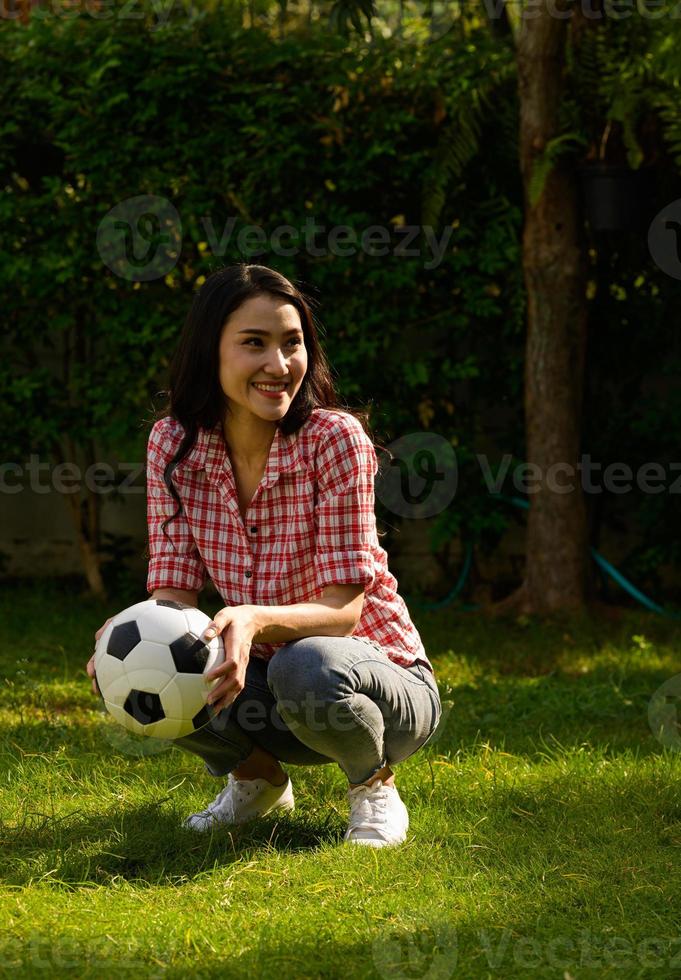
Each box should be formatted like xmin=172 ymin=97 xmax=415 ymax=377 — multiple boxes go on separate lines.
xmin=343 ymin=779 xmax=409 ymax=848
xmin=183 ymin=773 xmax=294 ymax=831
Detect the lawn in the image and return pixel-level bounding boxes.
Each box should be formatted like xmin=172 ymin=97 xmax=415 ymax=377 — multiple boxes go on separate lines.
xmin=1 ymin=580 xmax=681 ymax=978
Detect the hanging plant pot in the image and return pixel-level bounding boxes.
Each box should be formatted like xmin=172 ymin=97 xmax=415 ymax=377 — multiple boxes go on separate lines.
xmin=577 ymin=163 xmax=650 ymax=232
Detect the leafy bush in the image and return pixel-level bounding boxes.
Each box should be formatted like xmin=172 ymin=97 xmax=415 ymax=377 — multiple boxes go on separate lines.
xmin=2 ymin=4 xmax=680 ymax=600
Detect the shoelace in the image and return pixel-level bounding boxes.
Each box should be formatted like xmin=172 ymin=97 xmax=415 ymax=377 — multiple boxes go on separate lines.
xmin=346 ymin=780 xmax=391 ymax=834
xmin=198 ymin=775 xmax=253 ymax=823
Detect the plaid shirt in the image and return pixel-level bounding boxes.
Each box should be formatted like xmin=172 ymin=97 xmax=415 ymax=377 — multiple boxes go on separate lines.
xmin=146 ymin=409 xmax=433 ymax=674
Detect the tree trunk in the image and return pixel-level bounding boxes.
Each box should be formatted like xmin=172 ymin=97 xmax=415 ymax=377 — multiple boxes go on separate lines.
xmin=54 ymin=440 xmax=108 ymax=600
xmin=502 ymin=3 xmax=588 ymax=614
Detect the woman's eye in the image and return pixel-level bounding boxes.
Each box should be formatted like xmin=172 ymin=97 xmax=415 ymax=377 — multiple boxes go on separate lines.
xmin=244 ymin=338 xmax=302 ymax=347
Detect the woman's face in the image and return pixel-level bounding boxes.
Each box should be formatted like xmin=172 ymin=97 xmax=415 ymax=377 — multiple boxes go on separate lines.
xmin=218 ymin=293 xmax=308 ymax=424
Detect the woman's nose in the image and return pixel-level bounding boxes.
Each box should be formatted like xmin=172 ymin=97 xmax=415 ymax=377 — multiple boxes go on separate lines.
xmin=266 ymin=348 xmax=289 ymax=373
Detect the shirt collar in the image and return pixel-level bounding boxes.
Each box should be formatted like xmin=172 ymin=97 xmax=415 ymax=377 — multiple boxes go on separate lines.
xmin=181 ymin=421 xmax=306 ymax=488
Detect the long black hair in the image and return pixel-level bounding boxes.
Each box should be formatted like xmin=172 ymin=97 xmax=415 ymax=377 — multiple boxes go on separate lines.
xmin=153 ymin=263 xmax=376 ymax=536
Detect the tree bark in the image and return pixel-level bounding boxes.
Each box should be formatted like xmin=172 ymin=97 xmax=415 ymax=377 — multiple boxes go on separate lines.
xmin=54 ymin=438 xmax=107 ymax=601
xmin=502 ymin=2 xmax=589 ymax=614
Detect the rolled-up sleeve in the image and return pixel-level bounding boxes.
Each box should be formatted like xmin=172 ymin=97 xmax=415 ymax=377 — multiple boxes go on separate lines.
xmin=146 ymin=419 xmax=207 ymax=594
xmin=313 ymin=416 xmax=378 ymax=592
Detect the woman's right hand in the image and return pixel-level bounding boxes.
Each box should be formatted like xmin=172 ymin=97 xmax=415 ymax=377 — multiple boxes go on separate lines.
xmin=86 ymin=616 xmax=114 ymax=696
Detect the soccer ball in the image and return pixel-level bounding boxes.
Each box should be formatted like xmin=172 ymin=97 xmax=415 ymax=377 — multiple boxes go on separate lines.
xmin=94 ymin=599 xmax=224 ymax=740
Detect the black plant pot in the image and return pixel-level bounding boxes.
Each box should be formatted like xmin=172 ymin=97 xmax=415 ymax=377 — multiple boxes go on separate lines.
xmin=577 ymin=163 xmax=650 ymax=233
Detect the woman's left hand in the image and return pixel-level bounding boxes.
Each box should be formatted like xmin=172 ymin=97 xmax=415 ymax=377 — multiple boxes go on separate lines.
xmin=202 ymin=605 xmax=259 ymax=713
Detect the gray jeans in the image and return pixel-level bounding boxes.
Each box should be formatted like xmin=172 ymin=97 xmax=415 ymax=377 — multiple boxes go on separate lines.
xmin=171 ymin=635 xmax=442 ymax=784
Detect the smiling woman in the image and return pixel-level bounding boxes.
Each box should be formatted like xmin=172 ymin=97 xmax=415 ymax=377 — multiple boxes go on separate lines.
xmin=216 ymin=292 xmax=308 ymax=466
xmin=89 ymin=263 xmax=442 ymax=849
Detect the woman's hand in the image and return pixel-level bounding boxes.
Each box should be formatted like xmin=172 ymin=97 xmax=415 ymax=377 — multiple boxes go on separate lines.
xmin=203 ymin=605 xmax=258 ymax=713
xmin=86 ymin=616 xmax=114 ymax=697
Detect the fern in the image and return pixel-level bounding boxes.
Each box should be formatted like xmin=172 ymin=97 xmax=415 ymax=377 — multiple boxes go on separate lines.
xmin=421 ymin=57 xmax=515 ymax=227
xmin=328 ymin=0 xmax=378 ymax=36
xmin=420 ymin=19 xmax=681 ymax=228
xmin=566 ymin=19 xmax=680 ymax=167
xmin=647 ymin=33 xmax=681 ymax=169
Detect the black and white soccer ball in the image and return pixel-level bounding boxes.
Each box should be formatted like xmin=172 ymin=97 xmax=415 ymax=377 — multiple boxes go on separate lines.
xmin=94 ymin=599 xmax=224 ymax=739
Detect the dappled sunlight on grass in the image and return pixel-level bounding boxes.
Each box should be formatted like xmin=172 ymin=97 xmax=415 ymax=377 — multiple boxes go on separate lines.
xmin=1 ymin=582 xmax=681 ymax=977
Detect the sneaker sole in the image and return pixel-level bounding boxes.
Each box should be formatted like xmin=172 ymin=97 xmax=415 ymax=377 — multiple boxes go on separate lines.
xmin=343 ymin=830 xmax=407 ymax=848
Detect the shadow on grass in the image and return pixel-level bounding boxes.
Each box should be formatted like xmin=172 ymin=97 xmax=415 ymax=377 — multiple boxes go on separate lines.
xmin=0 ymin=797 xmax=345 ymax=889
xmin=2 ymin=916 xmax=677 ymax=979
xmin=2 ymin=758 xmax=680 ymax=892
xmin=0 ymin=925 xmax=465 ymax=980
xmin=2 ymin=763 xmax=681 ymax=977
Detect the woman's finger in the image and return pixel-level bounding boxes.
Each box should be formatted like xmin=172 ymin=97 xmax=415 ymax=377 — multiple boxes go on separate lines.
xmin=202 ymin=618 xmax=222 ymax=641
xmin=86 ymin=656 xmax=101 ymax=696
xmin=205 ymin=657 xmax=237 ymax=682
xmin=206 ymin=662 xmax=245 ymax=707
xmin=208 ymin=682 xmax=244 ymax=713
xmin=206 ymin=673 xmax=239 ymax=705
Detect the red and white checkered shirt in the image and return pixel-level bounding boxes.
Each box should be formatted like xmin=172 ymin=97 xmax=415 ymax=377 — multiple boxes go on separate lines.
xmin=146 ymin=408 xmax=433 ymax=674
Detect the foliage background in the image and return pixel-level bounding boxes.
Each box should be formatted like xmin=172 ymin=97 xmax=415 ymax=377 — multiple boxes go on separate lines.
xmin=2 ymin=1 xmax=681 ymax=602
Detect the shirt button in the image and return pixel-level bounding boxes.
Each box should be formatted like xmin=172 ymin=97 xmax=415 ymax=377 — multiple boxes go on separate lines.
xmin=250 ymin=526 xmax=257 ymax=534
xmin=245 ymin=570 xmax=252 ymax=578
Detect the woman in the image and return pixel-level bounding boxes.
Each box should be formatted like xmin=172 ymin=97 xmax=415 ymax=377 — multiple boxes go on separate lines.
xmin=87 ymin=263 xmax=442 ymax=848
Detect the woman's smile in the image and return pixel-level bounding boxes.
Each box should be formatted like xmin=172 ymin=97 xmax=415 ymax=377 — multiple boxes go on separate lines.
xmin=251 ymin=382 xmax=289 ymax=399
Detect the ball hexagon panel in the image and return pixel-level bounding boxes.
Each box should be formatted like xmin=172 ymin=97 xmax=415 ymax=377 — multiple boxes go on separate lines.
xmin=93 ymin=650 xmax=127 ymax=694
xmin=135 ymin=601 xmax=191 ymax=647
xmin=183 ymin=605 xmax=213 ymax=637
xmin=104 ymin=669 xmax=169 ymax=709
xmin=120 ymin=599 xmax=164 ymax=619
xmin=120 ymin=639 xmax=177 ymax=680
xmin=161 ymin=673 xmax=212 ymax=724
xmin=147 ymin=715 xmax=200 ymax=740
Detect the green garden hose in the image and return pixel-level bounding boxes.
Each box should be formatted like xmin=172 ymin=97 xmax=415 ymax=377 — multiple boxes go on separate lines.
xmin=404 ymin=493 xmax=680 ymax=617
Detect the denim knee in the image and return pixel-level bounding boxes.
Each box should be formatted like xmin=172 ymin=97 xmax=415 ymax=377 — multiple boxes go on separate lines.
xmin=266 ymin=638 xmax=342 ymax=707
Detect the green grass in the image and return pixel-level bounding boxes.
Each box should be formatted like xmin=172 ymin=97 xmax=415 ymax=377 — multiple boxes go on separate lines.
xmin=2 ymin=580 xmax=681 ymax=978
